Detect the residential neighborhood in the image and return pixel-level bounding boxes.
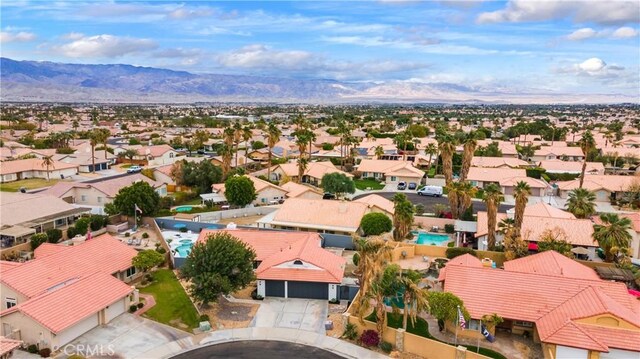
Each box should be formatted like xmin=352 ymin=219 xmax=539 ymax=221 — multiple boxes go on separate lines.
xmin=0 ymin=102 xmax=639 ymax=359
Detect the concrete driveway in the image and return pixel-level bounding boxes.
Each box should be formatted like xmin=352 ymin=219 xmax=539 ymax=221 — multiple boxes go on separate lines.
xmin=251 ymin=298 xmax=328 ymax=334
xmin=59 ymin=314 xmax=193 ymax=358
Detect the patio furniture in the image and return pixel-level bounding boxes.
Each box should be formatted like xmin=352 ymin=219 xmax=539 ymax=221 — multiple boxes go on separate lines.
xmin=422 ymin=256 xmax=430 ymax=262
xmin=127 ymin=238 xmax=134 ymax=245
xmin=431 ymin=226 xmax=439 ymax=232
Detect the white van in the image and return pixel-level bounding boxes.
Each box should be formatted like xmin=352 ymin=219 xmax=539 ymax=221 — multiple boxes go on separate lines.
xmin=417 ymin=185 xmax=443 ymax=197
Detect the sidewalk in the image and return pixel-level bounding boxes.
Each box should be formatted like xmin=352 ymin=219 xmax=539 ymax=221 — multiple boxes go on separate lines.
xmin=133 ymin=293 xmax=156 ymax=316
xmin=148 ymin=327 xmax=388 ymax=359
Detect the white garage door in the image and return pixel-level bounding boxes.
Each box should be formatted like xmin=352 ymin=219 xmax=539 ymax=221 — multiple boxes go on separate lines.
xmin=556 ymin=345 xmax=588 ymax=359
xmin=600 ymin=349 xmax=639 ymax=359
xmin=105 ymin=299 xmax=126 ymax=323
xmin=56 ymin=314 xmax=99 ymax=347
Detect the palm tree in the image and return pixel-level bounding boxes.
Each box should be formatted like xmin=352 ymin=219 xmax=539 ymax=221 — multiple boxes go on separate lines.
xmin=578 ymin=130 xmax=596 ymax=188
xmin=266 ymin=123 xmax=281 ymax=181
xmin=296 ymin=156 xmax=308 ymax=184
xmin=483 ymin=183 xmax=504 ymax=249
xmin=242 ymin=126 xmax=252 ymax=154
xmin=593 ymin=213 xmax=632 ymax=263
xmin=514 ymin=181 xmax=531 ymax=235
xmin=41 ymin=155 xmax=54 ymax=181
xmin=566 ymin=188 xmax=596 ymax=219
xmin=393 ymin=193 xmax=414 ymax=241
xmin=424 ymin=143 xmax=437 ymax=175
xmin=438 ymin=136 xmax=456 ymax=186
xmin=445 ymin=180 xmax=477 ymax=219
xmin=233 ymin=122 xmax=243 ymax=168
xmin=398 ymin=269 xmax=429 ymax=330
xmin=374 ymin=145 xmax=384 ymax=159
xmin=218 ymin=143 xmax=233 ymax=177
xmin=96 ymin=128 xmax=111 ymax=159
xmin=459 ymin=131 xmax=478 ymax=181
xmin=295 ymin=131 xmax=310 ymax=183
xmin=88 ymin=130 xmax=100 ymax=173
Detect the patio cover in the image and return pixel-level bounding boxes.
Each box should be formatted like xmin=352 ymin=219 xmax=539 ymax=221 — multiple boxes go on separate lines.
xmin=0 ymin=225 xmax=36 ymax=238
xmin=200 ymin=193 xmax=226 ymax=203
xmin=570 ymin=247 xmax=590 ymax=255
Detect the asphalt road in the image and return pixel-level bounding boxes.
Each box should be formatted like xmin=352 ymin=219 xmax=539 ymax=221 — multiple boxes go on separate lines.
xmin=355 ymin=192 xmax=513 ymax=213
xmin=172 ymin=341 xmax=344 ymax=359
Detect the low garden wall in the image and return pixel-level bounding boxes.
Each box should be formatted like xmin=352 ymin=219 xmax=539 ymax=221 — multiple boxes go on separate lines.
xmin=414 ymin=216 xmax=455 ymax=229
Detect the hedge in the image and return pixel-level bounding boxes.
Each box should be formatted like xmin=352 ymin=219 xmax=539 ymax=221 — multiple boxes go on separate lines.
xmin=445 ymin=247 xmax=477 ymax=259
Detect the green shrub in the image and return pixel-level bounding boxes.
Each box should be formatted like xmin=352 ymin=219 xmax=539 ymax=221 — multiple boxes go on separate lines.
xmin=360 ymin=212 xmax=393 ymax=236
xmin=446 ymin=247 xmax=477 ymax=259
xmin=67 ymin=227 xmax=76 ymax=238
xmin=156 ymin=247 xmax=167 ymax=254
xmin=30 ymin=233 xmax=49 ymax=251
xmin=444 ymin=224 xmax=455 ymax=233
xmin=39 ymin=348 xmax=51 ymax=357
xmin=352 ymin=252 xmax=360 ymax=266
xmin=137 ymin=302 xmax=144 ymax=309
xmin=89 ymin=215 xmax=107 ymax=231
xmin=525 ymin=167 xmax=545 ymax=179
xmin=545 ymin=172 xmax=580 ymax=181
xmin=124 ymin=232 xmax=131 ymax=237
xmin=379 ymin=341 xmax=393 ymax=353
xmin=45 ymin=229 xmax=62 ymax=243
xmin=129 ymin=304 xmax=138 ymax=312
xmin=27 ymin=344 xmax=38 ymax=354
xmin=342 ymin=322 xmax=358 ymax=340
xmin=142 ymin=232 xmax=150 ymax=239
xmin=73 ymin=217 xmax=91 ymax=236
xmin=199 ymin=314 xmax=210 ymax=322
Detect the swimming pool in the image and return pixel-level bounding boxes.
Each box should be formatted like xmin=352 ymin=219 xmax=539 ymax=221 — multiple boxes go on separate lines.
xmin=174 ymin=206 xmax=193 ymax=212
xmin=175 ymin=243 xmax=193 ymax=257
xmin=416 ymin=232 xmax=450 ymax=246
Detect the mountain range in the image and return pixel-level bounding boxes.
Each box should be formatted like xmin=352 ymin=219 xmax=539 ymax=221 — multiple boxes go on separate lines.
xmin=0 ymin=58 xmax=634 ymax=104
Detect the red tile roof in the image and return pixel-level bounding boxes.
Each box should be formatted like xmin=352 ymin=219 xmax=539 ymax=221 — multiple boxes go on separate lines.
xmin=504 ymin=251 xmax=600 ymax=280
xmin=1 ymin=272 xmax=132 ymax=333
xmin=0 ymin=260 xmax=21 ymax=273
xmin=0 ymin=337 xmax=22 ymax=356
xmin=1 ymin=234 xmax=137 ymax=298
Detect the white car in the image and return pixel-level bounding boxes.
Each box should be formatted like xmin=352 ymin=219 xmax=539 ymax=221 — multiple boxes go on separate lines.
xmin=126 ymin=165 xmax=143 ymax=173
xmin=417 ymin=185 xmax=443 ymax=197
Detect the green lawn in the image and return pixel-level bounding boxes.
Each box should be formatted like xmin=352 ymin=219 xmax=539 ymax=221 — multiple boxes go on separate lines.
xmin=0 ymin=178 xmax=64 ymax=192
xmin=366 ymin=312 xmax=507 ymax=359
xmin=354 ymin=178 xmax=385 ymax=190
xmin=139 ymin=269 xmax=200 ymax=330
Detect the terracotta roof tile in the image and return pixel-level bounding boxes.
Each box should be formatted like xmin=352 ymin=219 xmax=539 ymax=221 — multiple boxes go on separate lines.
xmin=504 ymin=251 xmax=599 ymax=280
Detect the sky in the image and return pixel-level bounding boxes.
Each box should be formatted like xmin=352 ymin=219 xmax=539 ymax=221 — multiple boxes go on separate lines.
xmin=1 ymin=0 xmax=639 ymax=97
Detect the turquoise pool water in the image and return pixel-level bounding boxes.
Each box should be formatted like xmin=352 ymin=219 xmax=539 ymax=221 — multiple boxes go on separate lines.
xmin=416 ymin=232 xmax=450 ymax=246
xmin=175 ymin=243 xmax=193 ymax=257
xmin=174 ymin=206 xmax=193 ymax=212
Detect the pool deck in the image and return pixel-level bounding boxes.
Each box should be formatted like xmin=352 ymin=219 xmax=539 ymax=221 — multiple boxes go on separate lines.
xmin=395 ymin=256 xmax=432 ymax=271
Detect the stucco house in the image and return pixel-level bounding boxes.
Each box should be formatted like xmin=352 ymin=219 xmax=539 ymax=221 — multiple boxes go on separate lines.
xmin=0 ymin=235 xmax=140 ymax=350
xmin=280 ymin=181 xmax=323 ymax=200
xmin=531 ymin=146 xmax=585 ymax=163
xmin=471 ymin=156 xmax=529 ymax=169
xmin=357 ymin=159 xmax=424 ymax=185
xmin=538 ymin=160 xmax=605 ymax=175
xmin=0 ymin=158 xmax=79 ymax=183
xmin=269 ymin=161 xmax=352 ymax=187
xmin=555 ymin=175 xmax=637 ymax=202
xmin=212 ymin=175 xmax=287 ymax=206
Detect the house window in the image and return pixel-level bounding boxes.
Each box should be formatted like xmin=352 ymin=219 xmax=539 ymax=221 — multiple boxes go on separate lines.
xmin=293 ymin=260 xmax=303 ymax=265
xmin=55 ymin=218 xmax=65 ymax=227
xmin=467 ymin=319 xmax=481 ymax=331
xmin=5 ymin=298 xmax=16 ymax=309
xmin=126 ymin=267 xmax=136 ymax=277
xmin=97 ymin=197 xmax=102 ymax=203
xmin=80 ymin=195 xmax=87 ymax=202
xmin=390 ymin=176 xmax=397 ymax=182
xmin=169 ymin=152 xmax=174 ymax=158
xmin=514 ymin=321 xmax=534 ymax=328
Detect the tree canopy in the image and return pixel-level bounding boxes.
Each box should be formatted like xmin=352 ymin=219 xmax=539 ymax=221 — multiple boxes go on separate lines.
xmin=224 ymin=175 xmax=257 ymax=207
xmin=427 ymin=291 xmax=469 ymax=323
xmin=132 ymin=250 xmax=165 ymax=272
xmin=360 ymin=212 xmax=393 ymax=236
xmin=109 ymin=181 xmax=160 ymax=216
xmin=180 ymin=232 xmax=256 ymax=305
xmin=321 ymin=172 xmax=356 ymax=197
xmin=178 ymin=160 xmax=223 ymax=194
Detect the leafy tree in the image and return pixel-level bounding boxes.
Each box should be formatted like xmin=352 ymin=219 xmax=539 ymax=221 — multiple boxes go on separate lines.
xmin=251 ymin=140 xmax=266 ymax=150
xmin=180 ymin=232 xmax=256 ymax=305
xmin=321 ymin=172 xmax=355 ymax=198
xmin=593 ymin=213 xmax=632 ymax=263
xmin=45 ymin=229 xmax=62 ymax=243
xmin=474 ymin=142 xmax=503 ymax=157
xmin=181 ymin=160 xmax=223 ymax=194
xmin=566 ymin=188 xmax=596 ymax=219
xmin=360 ymin=212 xmax=393 ymax=236
xmin=427 ymin=292 xmax=469 ymax=324
xmin=224 ymin=175 xmax=257 ymax=207
xmin=132 ymin=250 xmax=165 ymax=272
xmin=30 ymin=233 xmax=49 ymax=251
xmin=110 ymin=181 xmax=160 ymax=216
xmin=537 ymin=227 xmax=573 ymax=257
xmin=120 ymin=148 xmax=138 ymax=164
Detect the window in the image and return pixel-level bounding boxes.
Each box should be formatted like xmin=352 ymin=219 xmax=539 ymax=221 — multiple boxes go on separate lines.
xmin=514 ymin=321 xmax=533 ymax=328
xmin=97 ymin=197 xmax=102 ymax=203
xmin=5 ymin=298 xmax=16 ymax=309
xmin=467 ymin=319 xmax=481 ymax=331
xmin=169 ymin=152 xmax=174 ymax=158
xmin=126 ymin=267 xmax=136 ymax=277
xmin=55 ymin=218 xmax=65 ymax=227
xmin=80 ymin=195 xmax=87 ymax=202
xmin=390 ymin=176 xmax=397 ymax=182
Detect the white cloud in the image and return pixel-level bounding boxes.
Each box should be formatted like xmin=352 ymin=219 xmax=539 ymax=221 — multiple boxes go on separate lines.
xmin=0 ymin=30 xmax=36 ymax=43
xmin=216 ymin=44 xmax=316 ymax=70
xmin=54 ymin=34 xmax=158 ymax=58
xmin=612 ymin=26 xmax=639 ymax=38
xmin=555 ymin=57 xmax=628 ymax=82
xmin=60 ymin=32 xmax=84 ymax=40
xmin=577 ymin=58 xmax=606 ymax=73
xmin=167 ymin=7 xmax=213 ymax=20
xmin=566 ymin=28 xmax=596 ymax=41
xmin=478 ymin=0 xmax=640 ymax=25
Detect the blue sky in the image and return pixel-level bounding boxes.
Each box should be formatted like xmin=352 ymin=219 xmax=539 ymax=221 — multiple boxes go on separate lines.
xmin=1 ymin=0 xmax=639 ymax=97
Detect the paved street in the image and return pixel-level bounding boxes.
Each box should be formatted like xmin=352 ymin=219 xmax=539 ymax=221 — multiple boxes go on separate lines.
xmin=172 ymin=340 xmax=344 ymax=359
xmin=355 ymin=191 xmax=514 ymax=213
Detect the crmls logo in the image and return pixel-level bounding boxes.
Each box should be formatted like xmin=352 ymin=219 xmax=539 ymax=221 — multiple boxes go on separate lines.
xmin=56 ymin=344 xmax=116 ymax=356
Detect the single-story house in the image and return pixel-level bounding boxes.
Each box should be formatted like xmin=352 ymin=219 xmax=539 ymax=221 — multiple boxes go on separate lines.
xmin=593 ymin=213 xmax=640 ymax=260
xmin=0 ymin=158 xmax=79 ymax=183
xmin=471 ymin=156 xmax=529 ymax=169
xmin=357 ymin=159 xmax=424 ymax=185
xmin=556 ymin=175 xmax=637 ymax=202
xmin=0 ymin=235 xmax=140 ymax=350
xmin=538 ymin=160 xmax=605 ymax=175
xmin=196 ymin=229 xmax=345 ymax=300
xmin=476 ymin=140 xmax=519 ymax=158
xmin=114 ymin=145 xmax=178 ymax=166
xmin=440 ymin=251 xmax=640 ymax=359
xmin=212 ymin=175 xmax=287 ymax=206
xmin=280 ymin=182 xmax=323 ymax=200
xmin=499 ymin=176 xmax=549 ymax=197
xmin=53 ymin=150 xmax=117 ymax=173
xmin=40 ymin=174 xmax=167 ymax=215
xmin=467 ymin=167 xmax=545 ymax=193
xmin=269 ymin=162 xmax=352 ymax=187
xmin=531 ymin=146 xmax=585 ymax=163
xmin=257 ymin=198 xmax=372 ymax=235
xmin=353 ymin=194 xmax=394 ymax=218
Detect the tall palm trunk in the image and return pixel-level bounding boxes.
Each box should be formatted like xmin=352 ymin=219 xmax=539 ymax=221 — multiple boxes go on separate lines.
xmin=442 ymin=151 xmax=453 ymax=186
xmin=460 ymin=142 xmax=476 ymax=181
xmin=91 ymin=145 xmax=96 ymax=173
xmin=487 ymin=200 xmax=497 ymax=249
xmin=267 ymin=146 xmax=273 ymax=181
xmin=579 ymin=160 xmax=587 ymax=188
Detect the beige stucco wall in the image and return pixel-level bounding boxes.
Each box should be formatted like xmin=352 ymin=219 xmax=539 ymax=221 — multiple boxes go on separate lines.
xmin=575 ymin=314 xmax=640 ymax=330
xmin=0 ymin=284 xmax=28 ymax=310
xmin=255 ymin=187 xmax=287 ymax=205
xmin=0 ymin=311 xmax=54 ymax=347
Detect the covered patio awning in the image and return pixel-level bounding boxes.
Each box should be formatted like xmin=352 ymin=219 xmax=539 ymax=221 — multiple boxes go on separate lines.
xmin=570 ymin=247 xmax=590 ymax=255
xmin=199 ymin=193 xmax=226 ymax=203
xmin=0 ymin=225 xmax=36 ymax=238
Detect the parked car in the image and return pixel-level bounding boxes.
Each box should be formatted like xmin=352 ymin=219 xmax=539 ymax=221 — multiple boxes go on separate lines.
xmin=408 ymin=182 xmax=417 ymax=190
xmin=127 ymin=165 xmax=143 ymax=173
xmin=417 ymin=185 xmax=443 ymax=197
xmin=323 ymin=192 xmax=336 ymax=200
xmin=397 ymin=181 xmax=407 ymax=190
